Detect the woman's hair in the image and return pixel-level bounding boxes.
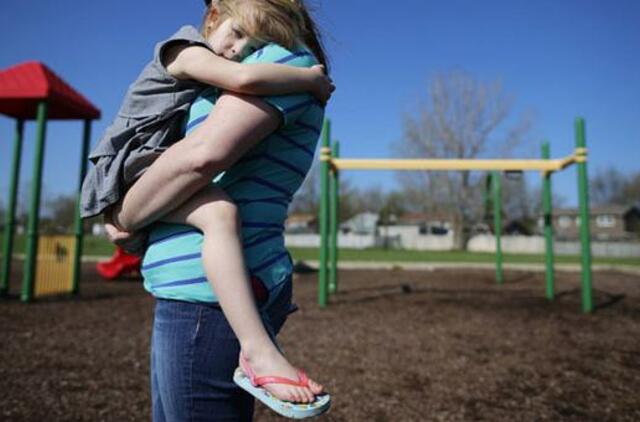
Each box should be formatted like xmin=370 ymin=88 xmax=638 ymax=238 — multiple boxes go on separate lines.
xmin=202 ymin=0 xmax=329 ymax=72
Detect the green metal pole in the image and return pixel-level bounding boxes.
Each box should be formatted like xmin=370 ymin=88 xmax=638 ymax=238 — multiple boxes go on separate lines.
xmin=1 ymin=119 xmax=25 ymax=295
xmin=483 ymin=173 xmax=492 ymax=225
xmin=71 ymin=120 xmax=92 ymax=295
xmin=329 ymin=140 xmax=340 ymax=294
xmin=542 ymin=142 xmax=555 ymax=301
xmin=575 ymin=118 xmax=593 ymax=313
xmin=318 ymin=119 xmax=331 ymax=307
xmin=21 ymin=101 xmax=48 ymax=302
xmin=492 ymin=171 xmax=504 ymax=284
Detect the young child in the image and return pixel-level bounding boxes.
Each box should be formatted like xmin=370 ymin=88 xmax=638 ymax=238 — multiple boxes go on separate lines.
xmin=81 ymin=0 xmax=330 ymax=411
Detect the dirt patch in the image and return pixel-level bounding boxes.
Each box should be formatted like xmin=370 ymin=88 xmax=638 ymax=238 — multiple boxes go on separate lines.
xmin=1 ymin=262 xmax=639 ymax=421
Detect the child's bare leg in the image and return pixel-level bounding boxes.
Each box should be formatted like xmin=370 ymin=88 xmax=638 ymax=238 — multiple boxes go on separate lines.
xmin=157 ymin=185 xmax=323 ymax=403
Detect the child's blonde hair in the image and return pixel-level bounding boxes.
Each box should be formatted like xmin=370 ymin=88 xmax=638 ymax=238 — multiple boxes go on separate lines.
xmin=202 ymin=0 xmax=329 ymax=72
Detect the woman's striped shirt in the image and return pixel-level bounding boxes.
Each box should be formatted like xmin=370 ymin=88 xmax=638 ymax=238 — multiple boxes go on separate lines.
xmin=141 ymin=43 xmax=325 ymax=303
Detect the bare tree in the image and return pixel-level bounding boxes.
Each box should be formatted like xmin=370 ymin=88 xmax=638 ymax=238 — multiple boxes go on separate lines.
xmin=502 ymin=175 xmax=531 ymax=221
xmin=326 ymin=178 xmax=376 ymax=221
xmin=591 ymin=167 xmax=640 ymax=206
xmin=396 ymin=70 xmax=533 ymax=248
xmin=291 ymin=152 xmax=409 ymax=222
xmin=379 ymin=190 xmax=409 ymax=222
xmin=42 ymin=194 xmax=78 ymax=234
xmin=350 ymin=185 xmax=386 ymax=215
xmin=626 ymin=173 xmax=640 ymax=205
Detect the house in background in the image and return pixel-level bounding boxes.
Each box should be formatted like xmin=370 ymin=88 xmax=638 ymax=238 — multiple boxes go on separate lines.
xmin=284 ymin=213 xmax=317 ymax=233
xmin=537 ymin=205 xmax=640 ymax=241
xmin=391 ymin=212 xmax=457 ymax=235
xmin=503 ymin=220 xmax=533 ymax=236
xmin=340 ymin=212 xmax=379 ymax=235
xmin=378 ymin=212 xmax=457 ymax=250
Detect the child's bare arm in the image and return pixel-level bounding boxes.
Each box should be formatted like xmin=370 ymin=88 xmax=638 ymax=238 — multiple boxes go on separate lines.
xmin=113 ymin=93 xmax=281 ymax=232
xmin=164 ymin=45 xmax=334 ymax=103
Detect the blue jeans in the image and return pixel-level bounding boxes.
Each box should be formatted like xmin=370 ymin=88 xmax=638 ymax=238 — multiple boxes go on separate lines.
xmin=150 ymin=280 xmax=294 ymax=422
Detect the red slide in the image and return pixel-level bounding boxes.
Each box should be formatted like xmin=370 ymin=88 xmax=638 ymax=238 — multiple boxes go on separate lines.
xmin=96 ymin=246 xmax=142 ymax=280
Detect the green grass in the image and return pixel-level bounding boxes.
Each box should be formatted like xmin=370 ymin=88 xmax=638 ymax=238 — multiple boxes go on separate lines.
xmin=81 ymin=236 xmax=122 ymax=256
xmin=3 ymin=233 xmax=26 ymax=254
xmin=0 ymin=234 xmax=115 ymax=258
xmin=1 ymin=233 xmax=638 ymax=267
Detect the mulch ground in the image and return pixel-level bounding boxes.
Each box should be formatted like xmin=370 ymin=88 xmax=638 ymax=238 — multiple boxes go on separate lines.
xmin=1 ymin=261 xmax=639 ymax=421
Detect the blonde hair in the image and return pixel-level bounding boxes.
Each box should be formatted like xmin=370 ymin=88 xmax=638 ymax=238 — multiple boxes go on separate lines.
xmin=202 ymin=0 xmax=329 ymax=72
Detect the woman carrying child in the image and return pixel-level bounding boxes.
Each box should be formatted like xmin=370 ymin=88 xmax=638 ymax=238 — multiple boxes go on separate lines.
xmin=84 ymin=0 xmax=334 ymax=420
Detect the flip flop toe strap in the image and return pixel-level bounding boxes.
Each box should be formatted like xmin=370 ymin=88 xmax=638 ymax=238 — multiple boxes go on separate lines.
xmin=239 ymin=353 xmax=312 ymax=389
xmin=255 ymin=370 xmax=309 ymax=388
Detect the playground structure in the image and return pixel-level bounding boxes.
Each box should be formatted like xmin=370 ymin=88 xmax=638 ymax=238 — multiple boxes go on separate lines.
xmin=0 ymin=61 xmax=100 ymax=302
xmin=317 ymin=118 xmax=594 ymax=313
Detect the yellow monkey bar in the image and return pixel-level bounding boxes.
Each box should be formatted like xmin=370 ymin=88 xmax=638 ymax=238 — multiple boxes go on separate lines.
xmin=320 ymin=148 xmax=586 ymax=173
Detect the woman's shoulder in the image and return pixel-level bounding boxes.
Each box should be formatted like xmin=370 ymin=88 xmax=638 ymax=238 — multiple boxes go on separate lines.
xmin=243 ymin=43 xmax=318 ymax=68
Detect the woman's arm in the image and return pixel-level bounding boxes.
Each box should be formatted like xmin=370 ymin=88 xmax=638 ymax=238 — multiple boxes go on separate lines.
xmin=113 ymin=92 xmax=281 ymax=232
xmin=165 ymin=45 xmax=334 ymax=103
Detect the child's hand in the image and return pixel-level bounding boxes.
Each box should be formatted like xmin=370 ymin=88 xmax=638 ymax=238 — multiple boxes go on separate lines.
xmin=104 ymin=222 xmax=147 ymax=256
xmin=104 ymin=210 xmax=147 ymax=256
xmin=308 ymin=64 xmax=335 ymax=104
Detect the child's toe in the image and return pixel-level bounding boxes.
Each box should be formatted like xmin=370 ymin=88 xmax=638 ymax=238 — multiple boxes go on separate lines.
xmin=309 ymin=379 xmax=324 ymax=394
xmin=304 ymin=388 xmax=314 ymax=402
xmin=297 ymin=387 xmax=310 ymax=403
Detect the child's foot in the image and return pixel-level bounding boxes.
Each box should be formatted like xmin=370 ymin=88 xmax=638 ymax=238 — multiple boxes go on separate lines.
xmin=240 ymin=347 xmax=324 ymax=403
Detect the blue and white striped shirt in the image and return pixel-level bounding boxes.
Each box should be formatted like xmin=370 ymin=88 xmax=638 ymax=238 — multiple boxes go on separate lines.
xmin=141 ymin=43 xmax=325 ymax=303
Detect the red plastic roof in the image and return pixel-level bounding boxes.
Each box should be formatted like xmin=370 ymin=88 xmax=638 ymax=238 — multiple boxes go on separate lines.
xmin=0 ymin=61 xmax=101 ymax=120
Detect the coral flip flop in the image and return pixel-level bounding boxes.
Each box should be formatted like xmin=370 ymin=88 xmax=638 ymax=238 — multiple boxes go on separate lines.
xmin=233 ymin=354 xmax=331 ymax=419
